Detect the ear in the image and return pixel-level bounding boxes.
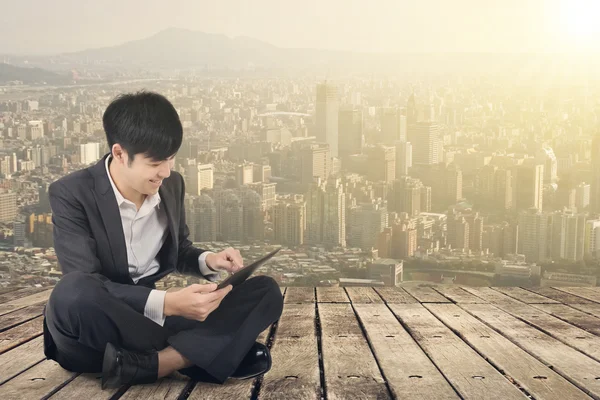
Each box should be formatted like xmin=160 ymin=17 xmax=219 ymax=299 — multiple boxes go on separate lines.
xmin=111 ymin=144 xmax=125 ymax=164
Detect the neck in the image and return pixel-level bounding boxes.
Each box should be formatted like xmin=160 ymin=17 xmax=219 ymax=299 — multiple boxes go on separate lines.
xmin=109 ymin=158 xmax=146 ymax=206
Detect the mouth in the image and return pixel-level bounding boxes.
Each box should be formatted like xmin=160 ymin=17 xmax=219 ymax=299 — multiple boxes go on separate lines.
xmin=149 ymin=179 xmax=162 ymax=186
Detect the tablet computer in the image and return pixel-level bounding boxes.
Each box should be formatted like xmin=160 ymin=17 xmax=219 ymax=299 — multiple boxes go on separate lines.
xmin=216 ymin=248 xmax=281 ymax=290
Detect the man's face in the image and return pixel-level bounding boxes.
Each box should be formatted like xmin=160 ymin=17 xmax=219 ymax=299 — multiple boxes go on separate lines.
xmin=122 ymin=152 xmax=175 ymax=196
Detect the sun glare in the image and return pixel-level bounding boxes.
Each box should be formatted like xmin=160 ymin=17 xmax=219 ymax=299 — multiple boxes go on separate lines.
xmin=559 ymin=0 xmax=600 ymax=49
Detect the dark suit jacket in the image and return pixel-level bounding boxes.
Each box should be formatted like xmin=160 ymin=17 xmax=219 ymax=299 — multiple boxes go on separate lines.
xmin=47 ymin=152 xmax=212 ymax=314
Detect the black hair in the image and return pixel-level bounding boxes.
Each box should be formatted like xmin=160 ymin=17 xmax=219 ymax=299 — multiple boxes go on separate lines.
xmin=103 ymin=90 xmax=182 ymax=164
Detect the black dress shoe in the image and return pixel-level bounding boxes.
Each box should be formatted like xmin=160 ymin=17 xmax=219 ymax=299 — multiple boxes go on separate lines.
xmin=230 ymin=342 xmax=272 ymax=380
xmin=101 ymin=343 xmax=159 ymax=389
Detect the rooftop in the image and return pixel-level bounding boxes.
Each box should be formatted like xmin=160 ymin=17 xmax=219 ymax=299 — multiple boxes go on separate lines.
xmin=1 ymin=284 xmax=600 ymax=399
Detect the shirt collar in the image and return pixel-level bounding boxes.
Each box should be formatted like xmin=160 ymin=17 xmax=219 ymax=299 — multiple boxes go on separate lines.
xmin=105 ymin=154 xmax=161 ymax=208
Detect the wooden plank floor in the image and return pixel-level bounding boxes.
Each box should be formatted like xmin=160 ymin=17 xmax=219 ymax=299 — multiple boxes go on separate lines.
xmin=1 ymin=284 xmax=600 ymax=399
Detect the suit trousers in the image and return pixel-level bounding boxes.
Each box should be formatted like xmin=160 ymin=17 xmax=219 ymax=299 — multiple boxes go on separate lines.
xmin=43 ymin=271 xmax=284 ymax=383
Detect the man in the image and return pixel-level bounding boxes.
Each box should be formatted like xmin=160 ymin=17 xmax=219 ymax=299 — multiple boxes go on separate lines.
xmin=43 ymin=91 xmax=284 ymax=389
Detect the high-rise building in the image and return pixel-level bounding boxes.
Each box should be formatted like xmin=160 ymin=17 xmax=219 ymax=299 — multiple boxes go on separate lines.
xmin=338 ymin=107 xmax=364 ymax=162
xmin=300 ymin=143 xmax=330 ymax=186
xmin=272 ymin=195 xmax=305 ymax=246
xmin=536 ymin=146 xmax=558 ymax=184
xmin=389 ymin=176 xmax=431 ymax=216
xmin=305 ymin=178 xmax=346 ymax=248
xmin=248 ymin=182 xmax=276 ymax=211
xmin=365 ymin=145 xmax=396 ymax=183
xmin=0 ymin=190 xmax=17 ymax=222
xmin=391 ymin=220 xmax=418 ymax=259
xmin=395 ymin=141 xmax=412 ymax=177
xmin=513 ymin=160 xmax=544 ymax=211
xmin=78 ymin=142 xmax=100 ymax=165
xmin=315 ymin=82 xmax=339 ymax=158
xmin=380 ymin=107 xmax=407 ymax=144
xmin=253 ymin=164 xmax=271 ymax=183
xmin=185 ymin=162 xmax=213 ymax=196
xmin=584 ymin=219 xmax=600 ymax=257
xmin=549 ymin=210 xmax=586 ymax=261
xmin=240 ymin=189 xmax=264 ymax=242
xmin=348 ymin=200 xmax=388 ymax=250
xmin=219 ymin=190 xmax=243 ymax=241
xmin=518 ymin=207 xmax=548 ymax=263
xmin=591 ymin=134 xmax=600 ymax=213
xmin=193 ymin=194 xmax=217 ymax=242
xmin=410 ymin=122 xmax=439 ymax=166
xmin=235 ymin=164 xmax=254 ymax=186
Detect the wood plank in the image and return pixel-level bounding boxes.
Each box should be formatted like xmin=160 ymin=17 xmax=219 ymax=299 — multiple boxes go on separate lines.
xmin=530 ymin=304 xmax=600 ymax=336
xmin=461 ymin=303 xmax=600 ymax=399
xmin=554 ymin=287 xmax=600 ymax=304
xmin=425 ymin=303 xmax=591 ymax=400
xmin=373 ymin=287 xmax=418 ymax=304
xmin=0 ymin=289 xmax=53 ymax=317
xmin=248 ymin=304 xmax=320 ymax=400
xmin=49 ymin=373 xmax=122 ymax=399
xmin=0 ymin=336 xmax=45 ymax=385
xmin=526 ymin=287 xmax=594 ymax=304
xmin=570 ymin=304 xmax=600 ymax=319
xmin=0 ymin=287 xmax=23 ymax=296
xmin=403 ymin=286 xmax=451 ymax=303
xmin=283 ymin=287 xmax=315 ymax=304
xmin=492 ymin=287 xmax=560 ymax=304
xmin=0 ymin=287 xmax=46 ymax=304
xmin=0 ymin=360 xmax=76 ymax=400
xmin=388 ymin=303 xmax=527 ymax=399
xmin=318 ymin=303 xmax=390 ymax=399
xmin=118 ymin=377 xmax=189 ymax=400
xmin=344 ymin=287 xmax=383 ymax=303
xmin=432 ymin=286 xmax=488 ymax=304
xmin=353 ymin=304 xmax=458 ymax=399
xmin=0 ymin=316 xmax=43 ymax=354
xmin=316 ymin=287 xmax=349 ymax=303
xmin=461 ymin=286 xmax=520 ymax=305
xmin=0 ymin=304 xmax=45 ymax=332
xmin=467 ymin=290 xmax=600 ymax=362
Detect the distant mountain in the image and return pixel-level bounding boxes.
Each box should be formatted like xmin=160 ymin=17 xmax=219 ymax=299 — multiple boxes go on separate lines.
xmin=0 ymin=63 xmax=70 ymax=84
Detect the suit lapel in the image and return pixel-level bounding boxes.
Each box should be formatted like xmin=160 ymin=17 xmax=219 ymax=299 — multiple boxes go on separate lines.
xmin=90 ymin=154 xmax=131 ymax=281
xmin=159 ymin=184 xmax=177 ymax=256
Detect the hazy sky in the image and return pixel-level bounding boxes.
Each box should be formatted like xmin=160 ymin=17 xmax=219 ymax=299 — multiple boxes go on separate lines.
xmin=0 ymin=0 xmax=598 ymax=55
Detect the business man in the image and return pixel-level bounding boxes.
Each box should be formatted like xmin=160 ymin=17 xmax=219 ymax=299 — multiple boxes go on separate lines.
xmin=43 ymin=91 xmax=284 ymax=389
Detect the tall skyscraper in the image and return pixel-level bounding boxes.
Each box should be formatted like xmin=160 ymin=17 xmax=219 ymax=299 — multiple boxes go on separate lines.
xmin=365 ymin=145 xmax=396 ymax=183
xmin=549 ymin=210 xmax=586 ymax=261
xmin=315 ymin=82 xmax=339 ymax=158
xmin=0 ymin=190 xmax=17 ymax=223
xmin=305 ymin=178 xmax=346 ymax=248
xmin=300 ymin=143 xmax=330 ymax=186
xmin=591 ymin=134 xmax=600 ymax=213
xmin=194 ymin=194 xmax=217 ymax=242
xmin=411 ymin=122 xmax=440 ymax=165
xmin=518 ymin=207 xmax=548 ymax=263
xmin=348 ymin=200 xmax=388 ymax=250
xmin=236 ymin=164 xmax=254 ymax=186
xmin=185 ymin=162 xmax=213 ymax=196
xmin=338 ymin=107 xmax=364 ymax=162
xmin=395 ymin=141 xmax=412 ymax=177
xmin=513 ymin=161 xmax=544 ymax=211
xmin=273 ymin=195 xmax=306 ymax=246
xmin=380 ymin=107 xmax=407 ymax=144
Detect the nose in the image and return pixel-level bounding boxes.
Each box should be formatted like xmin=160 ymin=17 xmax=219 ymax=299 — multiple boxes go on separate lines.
xmin=158 ymin=162 xmax=171 ymax=179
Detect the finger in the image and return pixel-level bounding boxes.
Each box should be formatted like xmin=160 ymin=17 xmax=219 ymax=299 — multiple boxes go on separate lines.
xmin=227 ymin=250 xmax=244 ymax=270
xmin=190 ymin=283 xmax=217 ymax=293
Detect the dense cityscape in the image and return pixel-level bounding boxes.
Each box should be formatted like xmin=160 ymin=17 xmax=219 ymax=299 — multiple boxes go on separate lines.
xmin=0 ymin=41 xmax=599 ymax=292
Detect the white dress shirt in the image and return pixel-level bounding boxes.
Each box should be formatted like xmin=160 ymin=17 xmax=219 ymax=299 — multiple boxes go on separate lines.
xmin=105 ymin=155 xmax=220 ymax=326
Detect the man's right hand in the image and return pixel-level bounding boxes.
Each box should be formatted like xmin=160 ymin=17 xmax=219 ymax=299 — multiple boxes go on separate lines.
xmin=164 ymin=283 xmax=233 ymax=321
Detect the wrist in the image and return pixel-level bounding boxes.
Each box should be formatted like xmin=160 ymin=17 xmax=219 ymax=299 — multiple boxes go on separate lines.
xmin=164 ymin=292 xmax=177 ymax=317
xmin=205 ymin=252 xmax=218 ymax=271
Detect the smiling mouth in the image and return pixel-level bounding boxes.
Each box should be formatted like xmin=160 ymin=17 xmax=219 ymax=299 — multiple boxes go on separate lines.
xmin=150 ymin=179 xmax=162 ymax=185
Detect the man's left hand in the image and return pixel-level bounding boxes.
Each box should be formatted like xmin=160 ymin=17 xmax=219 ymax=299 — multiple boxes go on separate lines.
xmin=205 ymin=247 xmax=244 ymax=274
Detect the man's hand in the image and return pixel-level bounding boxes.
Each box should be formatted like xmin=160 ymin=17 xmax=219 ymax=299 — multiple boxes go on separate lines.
xmin=164 ymin=283 xmax=232 ymax=321
xmin=205 ymin=247 xmax=244 ymax=274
